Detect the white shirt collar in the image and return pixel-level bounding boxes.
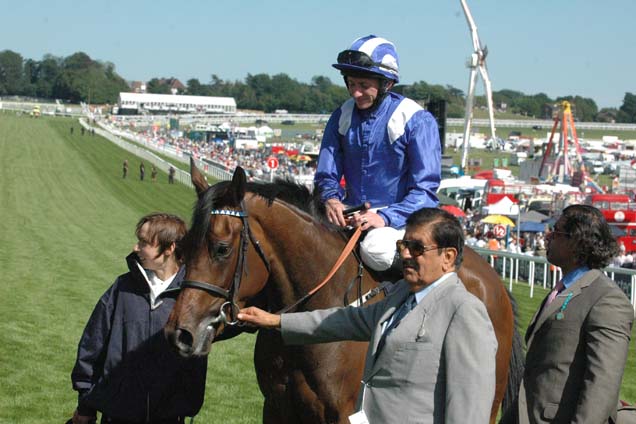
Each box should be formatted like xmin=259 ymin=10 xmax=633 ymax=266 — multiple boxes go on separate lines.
xmin=136 ymin=262 xmax=177 ymax=308
xmin=413 ymin=272 xmax=455 ymax=305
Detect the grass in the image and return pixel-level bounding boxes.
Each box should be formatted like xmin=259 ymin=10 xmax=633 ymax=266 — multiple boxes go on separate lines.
xmin=0 ymin=114 xmax=261 ymax=423
xmin=0 ymin=113 xmax=633 ymax=423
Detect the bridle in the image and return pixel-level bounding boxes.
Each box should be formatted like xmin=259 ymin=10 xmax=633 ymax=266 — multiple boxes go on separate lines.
xmin=180 ymin=200 xmax=369 ymax=327
xmin=180 ymin=202 xmax=270 ymax=326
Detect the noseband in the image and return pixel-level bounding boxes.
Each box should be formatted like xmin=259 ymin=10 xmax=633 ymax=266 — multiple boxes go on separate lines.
xmin=180 ymin=203 xmax=270 ymax=326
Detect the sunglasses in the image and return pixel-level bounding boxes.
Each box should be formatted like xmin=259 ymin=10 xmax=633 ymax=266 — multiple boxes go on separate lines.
xmin=337 ymin=50 xmax=397 ymax=72
xmin=546 ymin=223 xmax=570 ymax=238
xmin=396 ymin=239 xmax=440 ymax=257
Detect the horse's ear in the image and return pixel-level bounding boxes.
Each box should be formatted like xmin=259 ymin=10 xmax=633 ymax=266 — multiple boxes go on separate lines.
xmin=190 ymin=157 xmax=209 ymax=198
xmin=230 ymin=166 xmax=247 ymax=204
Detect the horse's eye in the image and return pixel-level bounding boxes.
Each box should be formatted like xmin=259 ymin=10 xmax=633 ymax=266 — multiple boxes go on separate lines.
xmin=211 ymin=243 xmax=231 ymax=259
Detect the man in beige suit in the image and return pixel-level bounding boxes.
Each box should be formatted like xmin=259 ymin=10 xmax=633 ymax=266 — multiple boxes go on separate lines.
xmin=238 ymin=208 xmax=498 ymax=423
xmin=502 ymin=204 xmax=633 ymax=424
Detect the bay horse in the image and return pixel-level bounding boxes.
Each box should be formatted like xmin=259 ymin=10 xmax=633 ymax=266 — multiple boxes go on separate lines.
xmin=165 ymin=162 xmax=523 ymax=424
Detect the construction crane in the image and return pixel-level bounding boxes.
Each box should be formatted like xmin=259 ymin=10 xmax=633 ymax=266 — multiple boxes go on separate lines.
xmin=459 ymin=0 xmax=497 ymax=174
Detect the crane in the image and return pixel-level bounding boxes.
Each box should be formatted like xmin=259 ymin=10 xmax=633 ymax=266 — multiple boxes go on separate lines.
xmin=459 ymin=0 xmax=497 ymax=173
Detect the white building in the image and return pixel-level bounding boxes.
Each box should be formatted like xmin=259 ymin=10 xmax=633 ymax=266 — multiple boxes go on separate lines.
xmin=117 ymin=92 xmax=236 ymax=115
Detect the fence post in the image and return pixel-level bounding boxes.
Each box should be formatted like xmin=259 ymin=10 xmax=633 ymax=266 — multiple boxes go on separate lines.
xmin=509 ymin=258 xmax=514 ymax=287
xmin=508 ymin=258 xmax=513 ymax=291
xmin=543 ymin=263 xmax=548 ymax=288
xmin=529 ymin=261 xmax=535 ymax=298
xmin=632 ymin=275 xmax=636 ymax=318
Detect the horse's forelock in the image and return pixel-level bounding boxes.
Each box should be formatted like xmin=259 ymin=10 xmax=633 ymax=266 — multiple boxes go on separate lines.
xmin=183 ymin=182 xmax=232 ymax=254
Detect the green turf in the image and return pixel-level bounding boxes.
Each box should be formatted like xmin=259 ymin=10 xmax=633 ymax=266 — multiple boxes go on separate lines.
xmin=0 ymin=113 xmax=633 ymax=423
xmin=0 ymin=114 xmax=262 ymax=423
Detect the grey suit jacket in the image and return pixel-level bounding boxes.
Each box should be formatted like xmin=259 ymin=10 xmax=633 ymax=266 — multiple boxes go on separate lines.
xmin=282 ymin=274 xmax=498 ymax=424
xmin=515 ymin=269 xmax=633 ymax=424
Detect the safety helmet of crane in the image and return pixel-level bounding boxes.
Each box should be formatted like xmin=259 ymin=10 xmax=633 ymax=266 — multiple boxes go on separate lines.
xmin=333 ymin=35 xmax=400 ymax=83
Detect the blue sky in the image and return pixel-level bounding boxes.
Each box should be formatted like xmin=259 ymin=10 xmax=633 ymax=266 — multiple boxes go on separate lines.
xmin=4 ymin=0 xmax=634 ymax=108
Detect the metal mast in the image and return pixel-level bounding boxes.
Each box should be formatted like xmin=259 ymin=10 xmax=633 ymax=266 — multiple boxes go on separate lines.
xmin=459 ymin=0 xmax=497 ymax=173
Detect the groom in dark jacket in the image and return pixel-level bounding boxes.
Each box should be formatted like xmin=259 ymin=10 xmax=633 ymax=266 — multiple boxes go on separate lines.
xmin=70 ymin=213 xmax=207 ymax=424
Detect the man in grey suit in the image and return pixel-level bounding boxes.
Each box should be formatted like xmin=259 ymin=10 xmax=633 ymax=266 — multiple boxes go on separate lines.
xmin=238 ymin=208 xmax=498 ymax=423
xmin=502 ymin=204 xmax=634 ymax=424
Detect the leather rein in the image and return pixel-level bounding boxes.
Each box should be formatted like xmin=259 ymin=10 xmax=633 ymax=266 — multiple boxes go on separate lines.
xmin=278 ymin=226 xmax=362 ymax=314
xmin=179 ymin=202 xmax=363 ymax=325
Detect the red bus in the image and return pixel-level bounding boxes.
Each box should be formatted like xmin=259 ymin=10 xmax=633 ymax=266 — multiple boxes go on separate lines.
xmin=483 ymin=179 xmax=521 ymax=206
xmin=587 ymin=193 xmax=636 ymax=252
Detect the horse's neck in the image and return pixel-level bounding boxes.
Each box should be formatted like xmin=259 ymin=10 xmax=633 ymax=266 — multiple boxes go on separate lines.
xmin=250 ymin=198 xmax=362 ymax=309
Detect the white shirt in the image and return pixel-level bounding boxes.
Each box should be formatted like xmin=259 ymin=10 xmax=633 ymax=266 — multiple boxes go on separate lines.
xmin=136 ymin=262 xmax=177 ymax=309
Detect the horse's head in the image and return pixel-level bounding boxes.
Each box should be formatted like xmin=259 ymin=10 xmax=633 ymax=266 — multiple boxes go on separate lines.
xmin=165 ymin=161 xmax=271 ymax=357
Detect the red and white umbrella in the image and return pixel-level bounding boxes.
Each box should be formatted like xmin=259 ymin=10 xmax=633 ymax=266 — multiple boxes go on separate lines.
xmin=441 ymin=204 xmax=466 ymax=218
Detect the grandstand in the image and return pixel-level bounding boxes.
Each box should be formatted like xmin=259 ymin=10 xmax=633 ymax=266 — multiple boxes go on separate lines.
xmin=117 ymin=92 xmax=236 ymax=115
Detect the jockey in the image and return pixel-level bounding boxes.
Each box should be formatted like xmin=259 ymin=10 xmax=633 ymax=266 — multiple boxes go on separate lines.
xmin=314 ymin=34 xmax=441 ymax=271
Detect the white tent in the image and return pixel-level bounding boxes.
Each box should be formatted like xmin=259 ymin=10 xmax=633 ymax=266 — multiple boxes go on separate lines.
xmin=257 ymin=125 xmax=274 ymax=137
xmin=482 ymin=196 xmax=520 ymax=216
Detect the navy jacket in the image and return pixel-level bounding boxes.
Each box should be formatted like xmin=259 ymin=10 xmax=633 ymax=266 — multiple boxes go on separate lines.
xmin=71 ymin=253 xmax=207 ymax=421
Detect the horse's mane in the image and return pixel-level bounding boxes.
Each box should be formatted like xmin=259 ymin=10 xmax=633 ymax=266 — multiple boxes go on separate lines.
xmin=246 ymin=178 xmax=328 ymax=220
xmin=184 ymin=178 xmax=334 ymax=254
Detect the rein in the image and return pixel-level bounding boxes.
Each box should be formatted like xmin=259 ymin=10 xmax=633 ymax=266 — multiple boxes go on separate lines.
xmin=180 ymin=203 xmax=270 ymax=326
xmin=278 ymin=226 xmax=363 ymax=314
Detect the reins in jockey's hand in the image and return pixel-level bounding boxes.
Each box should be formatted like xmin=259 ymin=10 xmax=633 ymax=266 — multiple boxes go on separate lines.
xmin=343 ymin=202 xmax=370 ymax=217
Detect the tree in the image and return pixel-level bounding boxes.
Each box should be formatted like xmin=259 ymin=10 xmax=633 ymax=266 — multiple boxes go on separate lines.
xmin=146 ymin=78 xmax=172 ymax=94
xmin=0 ymin=50 xmax=25 ymax=95
xmin=33 ymin=55 xmax=62 ymax=98
xmin=21 ymin=58 xmax=37 ymax=97
xmin=209 ymin=74 xmax=232 ymax=96
xmin=52 ymin=52 xmax=128 ymax=103
xmin=186 ymin=78 xmax=205 ymax=96
xmin=311 ymin=75 xmax=333 ymax=92
xmin=596 ymin=107 xmax=618 ymax=123
xmin=617 ymin=93 xmax=636 ymax=123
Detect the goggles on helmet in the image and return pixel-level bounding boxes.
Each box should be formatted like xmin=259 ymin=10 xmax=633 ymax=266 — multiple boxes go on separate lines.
xmin=337 ymin=50 xmax=397 ymax=73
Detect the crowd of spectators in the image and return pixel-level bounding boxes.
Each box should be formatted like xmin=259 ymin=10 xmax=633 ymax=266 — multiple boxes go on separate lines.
xmin=465 ymin=225 xmax=547 ymax=256
xmin=103 ymin=117 xmax=636 ymax=271
xmin=465 ymin=216 xmax=634 ymax=271
xmin=106 ymin=120 xmax=317 ymax=187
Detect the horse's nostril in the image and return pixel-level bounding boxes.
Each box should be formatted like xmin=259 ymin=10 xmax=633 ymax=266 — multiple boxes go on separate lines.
xmin=176 ymin=328 xmax=194 ymax=348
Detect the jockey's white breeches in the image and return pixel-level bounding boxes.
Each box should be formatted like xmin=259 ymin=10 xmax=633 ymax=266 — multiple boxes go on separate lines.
xmin=360 ymin=227 xmax=405 ymax=271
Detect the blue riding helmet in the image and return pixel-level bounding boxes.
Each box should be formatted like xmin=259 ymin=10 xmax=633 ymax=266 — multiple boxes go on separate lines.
xmin=333 ymin=35 xmax=400 ymax=83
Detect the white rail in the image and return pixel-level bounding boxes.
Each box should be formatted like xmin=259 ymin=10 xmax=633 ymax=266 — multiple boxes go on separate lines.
xmin=473 ymin=247 xmax=636 ymax=317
